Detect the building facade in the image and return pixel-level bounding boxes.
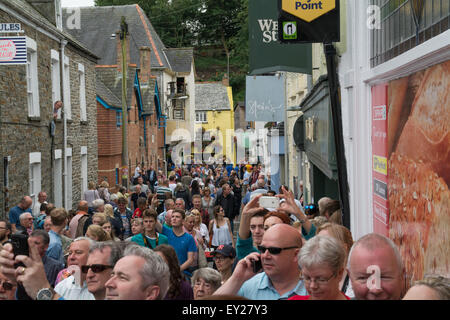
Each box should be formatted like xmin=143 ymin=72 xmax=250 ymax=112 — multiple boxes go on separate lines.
xmin=0 ymin=0 xmax=98 ymax=216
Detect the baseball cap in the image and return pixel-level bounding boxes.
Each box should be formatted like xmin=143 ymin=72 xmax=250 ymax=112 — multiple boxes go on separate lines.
xmin=213 ymin=244 xmax=236 ymax=258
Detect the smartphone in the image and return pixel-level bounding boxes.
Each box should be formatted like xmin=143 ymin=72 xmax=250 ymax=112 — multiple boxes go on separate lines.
xmin=259 ymin=196 xmax=280 ymax=209
xmin=252 ymin=259 xmax=263 ymax=273
xmin=11 ymin=233 xmax=29 ymax=269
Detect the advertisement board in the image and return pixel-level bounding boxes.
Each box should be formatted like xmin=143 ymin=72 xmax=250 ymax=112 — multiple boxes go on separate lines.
xmin=386 ymin=60 xmax=449 ymax=284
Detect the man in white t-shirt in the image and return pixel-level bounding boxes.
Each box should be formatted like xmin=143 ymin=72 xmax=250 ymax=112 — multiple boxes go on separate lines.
xmin=32 ymin=191 xmax=48 ymax=218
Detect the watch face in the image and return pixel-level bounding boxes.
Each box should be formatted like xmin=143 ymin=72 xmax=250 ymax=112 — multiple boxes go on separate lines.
xmin=37 ymin=288 xmax=53 ymax=300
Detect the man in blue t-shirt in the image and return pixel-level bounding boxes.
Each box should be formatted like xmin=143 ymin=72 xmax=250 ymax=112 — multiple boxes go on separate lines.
xmin=8 ymin=196 xmax=33 ymax=234
xmin=155 ymin=209 xmax=197 ymax=278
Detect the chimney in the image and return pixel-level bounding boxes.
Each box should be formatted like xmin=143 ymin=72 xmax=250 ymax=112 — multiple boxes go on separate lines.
xmin=116 ymin=30 xmax=131 ymax=73
xmin=27 ymin=0 xmax=58 ymax=26
xmin=139 ymin=46 xmax=152 ymax=82
xmin=222 ymin=74 xmax=229 ymax=87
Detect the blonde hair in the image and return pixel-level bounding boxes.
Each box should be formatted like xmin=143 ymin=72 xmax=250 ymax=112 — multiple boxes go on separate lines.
xmin=104 ymin=204 xmax=114 ymax=218
xmin=86 ymin=224 xmax=111 ymax=242
xmin=316 ymin=222 xmax=353 ymax=254
xmin=92 ymin=212 xmax=108 ymax=226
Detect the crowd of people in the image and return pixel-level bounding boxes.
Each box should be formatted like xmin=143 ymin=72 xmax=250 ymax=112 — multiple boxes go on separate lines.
xmin=0 ymin=162 xmax=448 ymax=300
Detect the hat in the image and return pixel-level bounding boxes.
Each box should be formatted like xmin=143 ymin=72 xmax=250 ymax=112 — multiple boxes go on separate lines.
xmin=213 ymin=244 xmax=236 ymax=258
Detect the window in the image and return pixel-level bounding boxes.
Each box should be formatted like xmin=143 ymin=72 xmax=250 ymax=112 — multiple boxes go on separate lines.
xmin=53 ymin=149 xmax=62 ymax=208
xmin=81 ymin=147 xmax=88 ymax=195
xmin=196 ymin=111 xmax=207 ymax=123
xmin=63 ymin=55 xmax=71 ymax=119
xmin=51 ymin=50 xmax=61 ymax=118
xmin=370 ymin=0 xmax=450 ymax=67
xmin=26 ymin=37 xmax=39 ymax=117
xmin=173 ymin=99 xmax=185 ymax=120
xmin=78 ymin=63 xmax=87 ymax=121
xmin=66 ymin=148 xmax=72 ymax=210
xmin=116 ymin=111 xmax=122 ymax=127
xmin=29 ymin=153 xmax=41 ymax=208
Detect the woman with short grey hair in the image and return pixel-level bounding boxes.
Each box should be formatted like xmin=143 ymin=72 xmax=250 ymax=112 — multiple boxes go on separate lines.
xmin=191 ymin=267 xmax=222 ymax=300
xmin=289 ymin=236 xmax=349 ymax=300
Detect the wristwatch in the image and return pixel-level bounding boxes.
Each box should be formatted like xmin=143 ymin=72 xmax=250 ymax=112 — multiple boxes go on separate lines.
xmin=36 ymin=287 xmax=56 ymax=300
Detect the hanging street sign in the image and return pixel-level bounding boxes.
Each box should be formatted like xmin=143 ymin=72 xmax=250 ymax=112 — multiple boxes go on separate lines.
xmin=0 ymin=37 xmax=27 ymax=65
xmin=278 ymin=0 xmax=340 ymax=43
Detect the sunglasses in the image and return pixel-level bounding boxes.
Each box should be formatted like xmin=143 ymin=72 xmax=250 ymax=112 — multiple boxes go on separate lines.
xmin=257 ymin=245 xmax=299 ymax=255
xmin=0 ymin=280 xmax=14 ymax=291
xmin=304 ymin=205 xmax=316 ymax=210
xmin=81 ymin=264 xmax=114 ymax=274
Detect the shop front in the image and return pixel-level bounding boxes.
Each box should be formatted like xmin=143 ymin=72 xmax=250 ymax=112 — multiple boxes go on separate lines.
xmin=295 ymin=76 xmax=340 ymax=212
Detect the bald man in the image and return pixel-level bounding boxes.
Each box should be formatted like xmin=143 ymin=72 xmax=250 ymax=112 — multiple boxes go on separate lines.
xmin=347 ymin=233 xmax=405 ymax=300
xmin=214 ymin=224 xmax=307 ymax=299
xmin=8 ymin=196 xmax=33 ymax=234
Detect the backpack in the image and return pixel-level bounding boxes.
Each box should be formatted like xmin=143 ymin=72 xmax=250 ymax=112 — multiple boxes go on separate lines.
xmin=34 ymin=214 xmax=47 ymax=230
xmin=75 ymin=214 xmax=89 ymax=238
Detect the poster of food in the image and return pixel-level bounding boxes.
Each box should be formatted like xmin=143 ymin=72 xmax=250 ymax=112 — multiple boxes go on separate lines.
xmin=387 ymin=60 xmax=449 ymax=284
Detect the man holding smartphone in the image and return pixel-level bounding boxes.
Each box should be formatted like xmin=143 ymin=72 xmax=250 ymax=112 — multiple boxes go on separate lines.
xmin=213 ymin=224 xmax=306 ymax=300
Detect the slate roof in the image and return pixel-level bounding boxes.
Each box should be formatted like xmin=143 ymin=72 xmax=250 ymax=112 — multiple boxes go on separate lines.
xmin=2 ymin=0 xmax=97 ymax=60
xmin=62 ymin=5 xmax=169 ymax=69
xmin=96 ymin=67 xmax=135 ymax=108
xmin=164 ymin=48 xmax=194 ymax=74
xmin=195 ymin=82 xmax=231 ymax=111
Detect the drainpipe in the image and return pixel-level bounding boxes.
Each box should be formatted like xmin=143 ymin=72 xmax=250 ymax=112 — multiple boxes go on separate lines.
xmin=60 ymin=39 xmax=68 ymax=209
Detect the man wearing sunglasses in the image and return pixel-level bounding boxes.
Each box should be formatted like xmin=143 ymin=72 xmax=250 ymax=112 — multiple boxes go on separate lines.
xmin=84 ymin=241 xmax=123 ymax=300
xmin=214 ymin=224 xmax=307 ymax=299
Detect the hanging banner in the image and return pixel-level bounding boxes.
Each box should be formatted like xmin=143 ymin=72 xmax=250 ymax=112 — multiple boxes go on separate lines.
xmin=245 ymin=75 xmax=286 ymax=122
xmin=278 ymin=0 xmax=340 ymax=43
xmin=0 ymin=36 xmax=27 ymax=65
xmin=249 ymin=0 xmax=312 ymax=75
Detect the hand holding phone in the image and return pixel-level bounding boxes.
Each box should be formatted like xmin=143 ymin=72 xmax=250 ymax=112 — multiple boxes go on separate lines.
xmin=259 ymin=196 xmax=280 ymax=209
xmin=252 ymin=259 xmax=262 ymax=273
xmin=11 ymin=234 xmax=29 ymax=268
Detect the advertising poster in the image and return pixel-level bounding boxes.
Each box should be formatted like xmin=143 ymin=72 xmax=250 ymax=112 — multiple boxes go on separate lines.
xmin=371 ymin=84 xmax=389 ymax=236
xmin=387 ymin=60 xmax=449 ymax=284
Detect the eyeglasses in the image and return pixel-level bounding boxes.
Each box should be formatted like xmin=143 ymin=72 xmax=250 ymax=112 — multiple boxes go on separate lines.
xmin=304 ymin=205 xmax=316 ymax=210
xmin=257 ymin=245 xmax=298 ymax=255
xmin=0 ymin=279 xmax=14 ymax=291
xmin=302 ymin=273 xmax=336 ymax=286
xmin=213 ymin=256 xmax=230 ymax=262
xmin=81 ymin=264 xmax=114 ymax=274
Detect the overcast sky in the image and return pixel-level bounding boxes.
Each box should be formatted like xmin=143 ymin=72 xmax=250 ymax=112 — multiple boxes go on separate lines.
xmin=61 ymin=0 xmax=95 ymax=7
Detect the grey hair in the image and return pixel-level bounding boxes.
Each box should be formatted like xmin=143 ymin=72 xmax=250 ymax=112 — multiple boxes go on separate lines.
xmin=175 ymin=198 xmax=185 ymax=206
xmin=73 ymin=236 xmax=95 ymax=247
xmin=30 ymin=229 xmax=50 ymax=245
xmin=89 ymin=241 xmax=123 ymax=266
xmin=92 ymin=199 xmax=105 ymax=210
xmin=347 ymin=233 xmax=403 ymax=271
xmin=298 ymin=236 xmax=346 ymax=275
xmin=123 ymin=244 xmax=170 ymax=299
xmin=19 ymin=212 xmax=32 ymax=221
xmin=191 ymin=267 xmax=222 ymax=292
xmin=414 ymin=275 xmax=450 ymax=300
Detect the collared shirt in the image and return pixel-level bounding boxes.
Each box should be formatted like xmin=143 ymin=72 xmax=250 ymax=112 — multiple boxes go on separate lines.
xmin=46 ymin=230 xmax=64 ymax=266
xmin=55 ymin=275 xmax=95 ymax=300
xmin=237 ymin=272 xmax=307 ymax=300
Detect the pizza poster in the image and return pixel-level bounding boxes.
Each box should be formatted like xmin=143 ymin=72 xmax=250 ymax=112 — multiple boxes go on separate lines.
xmin=371 ymin=84 xmax=389 ymax=236
xmin=386 ymin=60 xmax=449 ymax=284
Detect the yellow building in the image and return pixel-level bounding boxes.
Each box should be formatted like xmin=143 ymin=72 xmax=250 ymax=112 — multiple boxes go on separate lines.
xmin=194 ymin=81 xmax=236 ymax=165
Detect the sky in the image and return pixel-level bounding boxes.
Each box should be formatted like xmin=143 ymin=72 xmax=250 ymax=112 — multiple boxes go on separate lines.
xmin=61 ymin=0 xmax=95 ymax=7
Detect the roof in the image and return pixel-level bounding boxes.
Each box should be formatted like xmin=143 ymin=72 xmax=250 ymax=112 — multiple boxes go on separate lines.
xmin=2 ymin=0 xmax=97 ymax=60
xmin=96 ymin=67 xmax=135 ymax=108
xmin=164 ymin=48 xmax=194 ymax=74
xmin=195 ymin=82 xmax=231 ymax=111
xmin=62 ymin=5 xmax=169 ymax=69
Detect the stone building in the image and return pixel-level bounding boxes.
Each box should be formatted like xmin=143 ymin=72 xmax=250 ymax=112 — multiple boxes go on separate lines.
xmin=0 ymin=0 xmax=98 ymax=217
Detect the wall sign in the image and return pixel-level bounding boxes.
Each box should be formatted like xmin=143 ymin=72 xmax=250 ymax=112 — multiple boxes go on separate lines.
xmin=0 ymin=37 xmax=27 ymax=65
